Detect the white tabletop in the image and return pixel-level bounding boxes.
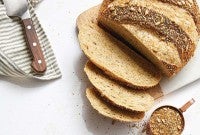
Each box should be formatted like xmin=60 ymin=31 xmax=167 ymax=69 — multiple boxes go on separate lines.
xmin=0 ymin=0 xmax=199 ymax=135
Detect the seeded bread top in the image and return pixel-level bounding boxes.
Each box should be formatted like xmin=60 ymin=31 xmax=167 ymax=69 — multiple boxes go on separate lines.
xmin=158 ymin=0 xmax=200 ymax=34
xmin=99 ymin=0 xmax=200 ymax=76
xmin=101 ymin=1 xmax=195 ymax=65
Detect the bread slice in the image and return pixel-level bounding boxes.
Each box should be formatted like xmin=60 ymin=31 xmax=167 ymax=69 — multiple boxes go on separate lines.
xmin=85 ymin=61 xmax=154 ymax=112
xmin=98 ymin=0 xmax=199 ymax=77
xmin=77 ymin=6 xmax=161 ymax=89
xmin=86 ymin=87 xmax=145 ymax=122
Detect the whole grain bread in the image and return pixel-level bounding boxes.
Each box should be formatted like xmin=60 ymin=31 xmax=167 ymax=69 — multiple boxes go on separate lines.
xmin=85 ymin=61 xmax=154 ymax=112
xmin=77 ymin=6 xmax=161 ymax=89
xmin=86 ymin=87 xmax=145 ymax=122
xmin=98 ymin=0 xmax=200 ymax=77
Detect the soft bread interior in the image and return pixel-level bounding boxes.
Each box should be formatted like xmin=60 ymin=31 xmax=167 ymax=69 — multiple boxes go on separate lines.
xmin=84 ymin=61 xmax=155 ymax=112
xmin=77 ymin=6 xmax=161 ymax=88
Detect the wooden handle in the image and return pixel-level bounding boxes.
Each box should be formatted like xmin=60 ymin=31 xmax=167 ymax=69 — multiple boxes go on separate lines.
xmin=179 ymin=98 xmax=195 ymax=113
xmin=22 ymin=18 xmax=46 ymax=74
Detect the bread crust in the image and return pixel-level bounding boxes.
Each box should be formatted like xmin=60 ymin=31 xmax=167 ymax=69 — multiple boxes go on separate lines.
xmin=101 ymin=4 xmax=195 ymax=64
xmin=159 ymin=0 xmax=200 ymax=35
xmin=98 ymin=0 xmax=199 ymax=76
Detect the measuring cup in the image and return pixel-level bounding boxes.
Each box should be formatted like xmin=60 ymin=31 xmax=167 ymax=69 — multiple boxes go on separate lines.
xmin=147 ymin=99 xmax=195 ymax=135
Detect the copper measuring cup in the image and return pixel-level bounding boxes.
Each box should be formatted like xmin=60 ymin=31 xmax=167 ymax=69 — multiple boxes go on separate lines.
xmin=147 ymin=99 xmax=195 ymax=135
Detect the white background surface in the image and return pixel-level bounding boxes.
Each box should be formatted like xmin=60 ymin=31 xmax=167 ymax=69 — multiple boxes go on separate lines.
xmin=0 ymin=0 xmax=200 ymax=135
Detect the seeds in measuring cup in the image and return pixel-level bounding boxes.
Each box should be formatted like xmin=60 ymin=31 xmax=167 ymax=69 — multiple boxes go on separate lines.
xmin=149 ymin=107 xmax=184 ymax=135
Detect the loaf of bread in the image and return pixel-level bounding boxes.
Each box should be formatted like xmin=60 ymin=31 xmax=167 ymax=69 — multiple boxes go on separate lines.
xmin=85 ymin=61 xmax=154 ymax=112
xmin=86 ymin=87 xmax=145 ymax=122
xmin=98 ymin=0 xmax=200 ymax=77
xmin=77 ymin=5 xmax=161 ymax=89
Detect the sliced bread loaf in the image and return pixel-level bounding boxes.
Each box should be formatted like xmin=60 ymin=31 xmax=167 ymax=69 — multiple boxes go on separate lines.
xmin=98 ymin=0 xmax=200 ymax=77
xmin=85 ymin=61 xmax=154 ymax=112
xmin=86 ymin=87 xmax=145 ymax=122
xmin=77 ymin=6 xmax=161 ymax=89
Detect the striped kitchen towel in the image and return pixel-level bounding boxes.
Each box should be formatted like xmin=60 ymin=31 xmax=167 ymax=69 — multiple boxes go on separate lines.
xmin=0 ymin=0 xmax=62 ymax=80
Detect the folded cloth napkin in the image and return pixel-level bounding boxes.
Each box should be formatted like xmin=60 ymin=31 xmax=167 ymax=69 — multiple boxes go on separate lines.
xmin=0 ymin=0 xmax=62 ymax=80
